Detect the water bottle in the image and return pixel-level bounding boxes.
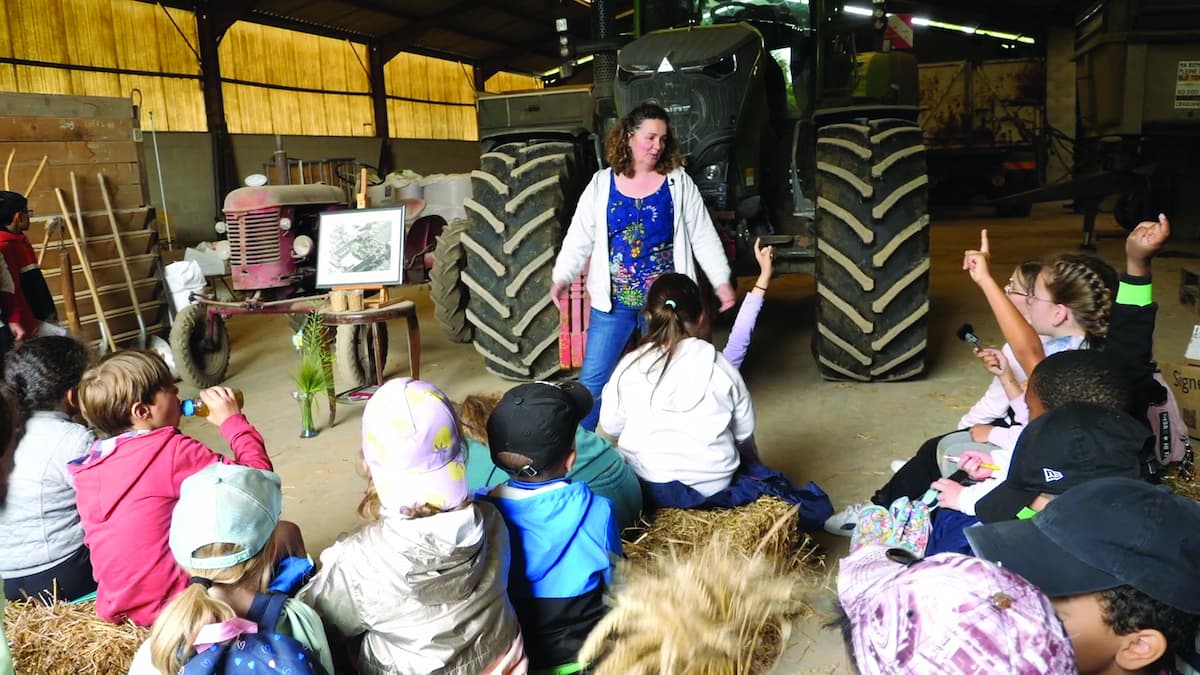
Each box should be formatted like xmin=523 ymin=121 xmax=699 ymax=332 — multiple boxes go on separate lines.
xmin=181 ymin=389 xmax=244 ymax=417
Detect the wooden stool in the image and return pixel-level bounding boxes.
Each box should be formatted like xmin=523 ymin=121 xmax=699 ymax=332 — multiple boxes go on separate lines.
xmin=319 ymin=299 xmax=421 ymax=386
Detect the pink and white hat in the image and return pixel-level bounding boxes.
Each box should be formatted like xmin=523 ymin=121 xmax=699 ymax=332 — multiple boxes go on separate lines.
xmin=837 ymin=546 xmax=1076 ymax=674
xmin=361 ymin=377 xmax=467 ymax=516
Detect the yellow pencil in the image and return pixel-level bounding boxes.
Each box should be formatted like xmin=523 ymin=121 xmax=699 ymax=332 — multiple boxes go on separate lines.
xmin=946 ymin=456 xmax=1002 ymax=471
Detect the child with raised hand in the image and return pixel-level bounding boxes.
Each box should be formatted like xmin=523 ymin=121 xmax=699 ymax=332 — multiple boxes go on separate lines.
xmin=479 ymin=381 xmax=622 ymax=672
xmin=0 ymin=336 xmax=94 ymax=602
xmin=71 ymin=350 xmax=272 ymax=626
xmin=299 ymin=377 xmax=526 ymax=675
xmin=826 ymin=240 xmax=1115 ymax=535
xmin=600 ymin=273 xmax=832 ymax=526
xmin=129 ymin=463 xmax=332 ymax=674
xmin=967 ymin=477 xmax=1200 ymax=675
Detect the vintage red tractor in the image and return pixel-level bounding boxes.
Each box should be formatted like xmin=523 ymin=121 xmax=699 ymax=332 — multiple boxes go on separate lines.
xmin=169 ymin=184 xmax=389 ymax=389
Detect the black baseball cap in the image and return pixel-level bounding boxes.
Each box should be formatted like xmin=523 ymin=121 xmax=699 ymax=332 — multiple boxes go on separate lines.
xmin=975 ymin=402 xmax=1148 ymax=523
xmin=966 ymin=477 xmax=1200 ymax=614
xmin=486 ymin=381 xmax=593 ymax=477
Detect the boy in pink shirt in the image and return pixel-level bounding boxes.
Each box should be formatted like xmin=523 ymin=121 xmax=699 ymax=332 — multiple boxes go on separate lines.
xmin=71 ymin=350 xmax=271 ymax=626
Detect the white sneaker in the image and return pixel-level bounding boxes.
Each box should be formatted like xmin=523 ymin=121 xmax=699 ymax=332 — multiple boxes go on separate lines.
xmin=890 ymin=460 xmax=907 ymax=474
xmin=824 ymin=503 xmax=867 ymax=537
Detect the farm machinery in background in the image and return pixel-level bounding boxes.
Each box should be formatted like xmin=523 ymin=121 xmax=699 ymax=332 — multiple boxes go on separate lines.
xmin=1000 ymin=0 xmax=1200 ymax=244
xmin=169 ymin=153 xmax=450 ymax=390
xmin=432 ymin=0 xmax=931 ymax=382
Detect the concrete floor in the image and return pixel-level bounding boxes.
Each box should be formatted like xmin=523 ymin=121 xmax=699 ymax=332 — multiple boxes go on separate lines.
xmin=178 ymin=203 xmax=1200 ymax=673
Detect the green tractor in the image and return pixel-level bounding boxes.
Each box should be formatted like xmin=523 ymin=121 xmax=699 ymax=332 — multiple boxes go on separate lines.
xmin=437 ymin=0 xmax=929 ymax=382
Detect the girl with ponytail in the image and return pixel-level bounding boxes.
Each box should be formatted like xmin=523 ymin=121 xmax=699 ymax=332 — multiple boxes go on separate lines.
xmin=128 ymin=464 xmax=332 ymax=674
xmin=598 ymin=274 xmax=833 ymax=527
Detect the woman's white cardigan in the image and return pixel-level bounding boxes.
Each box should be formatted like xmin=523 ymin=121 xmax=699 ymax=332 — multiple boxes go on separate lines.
xmin=551 ymin=167 xmax=732 ymax=313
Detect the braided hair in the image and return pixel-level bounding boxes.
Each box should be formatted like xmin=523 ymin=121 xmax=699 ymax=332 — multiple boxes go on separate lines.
xmin=1042 ymin=253 xmax=1116 ymax=348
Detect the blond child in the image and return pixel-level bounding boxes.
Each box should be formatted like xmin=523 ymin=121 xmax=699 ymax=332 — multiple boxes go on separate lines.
xmin=299 ymin=377 xmax=526 ymax=674
xmin=71 ymin=350 xmax=272 ymax=626
xmin=128 ymin=463 xmax=331 ymax=674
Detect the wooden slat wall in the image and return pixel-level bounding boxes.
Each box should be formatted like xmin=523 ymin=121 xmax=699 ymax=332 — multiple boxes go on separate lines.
xmin=485 ymin=72 xmax=544 ymax=94
xmin=0 ymin=93 xmax=165 ymax=350
xmin=0 ymin=0 xmax=205 ymax=131
xmin=384 ymin=53 xmax=477 ymax=140
xmin=220 ymin=22 xmax=374 ymax=136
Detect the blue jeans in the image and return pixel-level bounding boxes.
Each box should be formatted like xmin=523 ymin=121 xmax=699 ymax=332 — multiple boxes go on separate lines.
xmin=579 ymin=305 xmax=644 ymax=431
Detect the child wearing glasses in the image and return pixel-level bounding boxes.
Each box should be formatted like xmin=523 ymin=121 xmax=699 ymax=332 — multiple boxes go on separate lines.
xmin=825 ymin=242 xmax=1115 ymax=536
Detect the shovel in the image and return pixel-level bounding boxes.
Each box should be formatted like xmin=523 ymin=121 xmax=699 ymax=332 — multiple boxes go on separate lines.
xmin=97 ymin=174 xmax=172 ymax=361
xmin=55 ymin=187 xmax=116 ymax=353
xmin=59 ymin=247 xmax=81 ymax=337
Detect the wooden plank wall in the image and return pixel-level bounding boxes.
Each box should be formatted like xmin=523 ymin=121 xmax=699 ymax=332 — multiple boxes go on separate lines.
xmin=385 ymin=53 xmax=478 ymax=140
xmin=221 ymin=22 xmax=374 ymax=136
xmin=0 ymin=93 xmax=165 ymax=350
xmin=0 ymin=0 xmax=206 ymax=131
xmin=485 ymin=72 xmax=544 ymax=94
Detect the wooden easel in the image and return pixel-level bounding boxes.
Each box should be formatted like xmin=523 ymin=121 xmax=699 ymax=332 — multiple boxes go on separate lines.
xmin=328 ymin=167 xmax=395 ymax=310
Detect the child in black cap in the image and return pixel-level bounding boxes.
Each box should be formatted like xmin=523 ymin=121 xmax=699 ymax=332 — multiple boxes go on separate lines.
xmin=478 ymin=381 xmax=623 ymax=672
xmin=967 ymin=477 xmax=1200 ymax=675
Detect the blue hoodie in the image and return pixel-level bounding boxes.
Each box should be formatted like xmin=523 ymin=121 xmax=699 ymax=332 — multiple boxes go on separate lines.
xmin=479 ymin=479 xmax=621 ymax=668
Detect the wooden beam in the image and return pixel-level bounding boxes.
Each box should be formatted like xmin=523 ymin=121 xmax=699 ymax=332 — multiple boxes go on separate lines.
xmin=378 ymin=0 xmax=475 ymax=63
xmin=196 ymin=0 xmax=237 ymax=218
xmin=368 ymin=42 xmax=389 ymax=139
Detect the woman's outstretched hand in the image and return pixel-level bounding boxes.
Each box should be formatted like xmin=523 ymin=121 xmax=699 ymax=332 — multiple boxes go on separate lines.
xmin=549 ymin=280 xmax=567 ymax=310
xmin=963 ymin=229 xmax=992 ymax=285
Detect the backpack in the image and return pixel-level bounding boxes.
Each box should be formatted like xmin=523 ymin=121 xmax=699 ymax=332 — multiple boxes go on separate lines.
xmin=182 ymin=592 xmax=328 ymax=675
xmin=1150 ymin=373 xmax=1195 ymax=474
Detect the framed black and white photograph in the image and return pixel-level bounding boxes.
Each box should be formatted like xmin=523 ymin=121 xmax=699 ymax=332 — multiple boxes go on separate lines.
xmin=315 ymin=205 xmax=405 ymax=287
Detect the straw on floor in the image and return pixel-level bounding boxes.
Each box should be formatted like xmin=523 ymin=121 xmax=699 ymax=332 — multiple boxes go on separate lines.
xmin=584 ymin=533 xmax=817 ymax=675
xmin=621 ymin=495 xmax=824 ymax=573
xmin=5 ymin=598 xmax=147 ymax=674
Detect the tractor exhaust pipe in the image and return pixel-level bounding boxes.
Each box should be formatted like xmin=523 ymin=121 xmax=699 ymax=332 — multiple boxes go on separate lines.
xmin=593 ymin=0 xmax=617 ymax=119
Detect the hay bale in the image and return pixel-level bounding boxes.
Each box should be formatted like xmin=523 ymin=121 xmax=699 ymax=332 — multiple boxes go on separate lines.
xmin=5 ymin=599 xmax=147 ymax=674
xmin=582 ymin=536 xmax=814 ymax=674
xmin=621 ymin=496 xmax=823 ymax=573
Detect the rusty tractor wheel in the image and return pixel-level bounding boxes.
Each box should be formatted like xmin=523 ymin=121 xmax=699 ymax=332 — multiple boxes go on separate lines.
xmin=335 ymin=323 xmax=390 ymax=390
xmin=169 ymin=303 xmax=231 ymax=387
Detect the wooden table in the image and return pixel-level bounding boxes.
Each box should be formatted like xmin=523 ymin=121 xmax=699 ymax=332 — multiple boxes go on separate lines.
xmin=319 ymin=299 xmax=421 ymax=386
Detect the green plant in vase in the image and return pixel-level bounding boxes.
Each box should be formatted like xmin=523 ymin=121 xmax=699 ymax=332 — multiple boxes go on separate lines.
xmin=293 ymin=310 xmax=334 ymax=438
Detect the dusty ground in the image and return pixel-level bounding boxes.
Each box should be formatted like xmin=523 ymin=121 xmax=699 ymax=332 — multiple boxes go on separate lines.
xmin=179 ymin=203 xmax=1200 ymax=673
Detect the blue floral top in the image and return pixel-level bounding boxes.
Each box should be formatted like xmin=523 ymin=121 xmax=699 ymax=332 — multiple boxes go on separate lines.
xmin=608 ymin=173 xmax=674 ymax=309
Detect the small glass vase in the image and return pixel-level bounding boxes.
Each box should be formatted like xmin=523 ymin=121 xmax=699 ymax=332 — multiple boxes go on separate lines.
xmin=295 ymin=391 xmax=318 ymax=438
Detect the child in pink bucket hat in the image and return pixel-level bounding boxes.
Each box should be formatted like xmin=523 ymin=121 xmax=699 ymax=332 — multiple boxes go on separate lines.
xmin=299 ymin=378 xmax=527 ymax=674
xmin=834 ymin=546 xmax=1076 ymax=674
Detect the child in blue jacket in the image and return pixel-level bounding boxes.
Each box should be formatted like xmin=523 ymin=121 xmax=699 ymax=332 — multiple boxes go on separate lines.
xmin=478 ymin=381 xmax=622 ymax=672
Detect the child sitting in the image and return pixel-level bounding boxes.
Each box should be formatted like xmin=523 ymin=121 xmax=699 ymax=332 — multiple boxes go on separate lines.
xmin=834 ymin=546 xmax=1076 ymax=673
xmin=600 ymin=273 xmax=832 ymax=525
xmin=72 ymin=350 xmax=272 ymax=626
xmin=0 ymin=383 xmax=24 ymax=675
xmin=600 ymin=272 xmax=752 ymax=498
xmin=967 ymin=477 xmax=1200 ymax=674
xmin=827 ymin=244 xmax=1115 ymax=535
xmin=461 ymin=391 xmax=643 ymax=533
xmin=299 ymin=377 xmax=526 ymax=674
xmin=129 ymin=463 xmax=332 ymax=674
xmin=478 ymin=381 xmax=622 ymax=671
xmin=0 ymin=336 xmax=94 ymax=601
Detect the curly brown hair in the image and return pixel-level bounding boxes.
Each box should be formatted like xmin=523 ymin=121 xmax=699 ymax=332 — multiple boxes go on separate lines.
xmin=604 ymin=102 xmax=685 ymax=177
xmin=457 ymin=393 xmax=501 ymax=445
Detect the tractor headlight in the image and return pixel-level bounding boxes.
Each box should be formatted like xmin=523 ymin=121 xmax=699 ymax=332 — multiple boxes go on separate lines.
xmin=214 ymin=221 xmax=227 ymax=234
xmin=279 ymin=217 xmax=292 ymax=230
xmin=701 ymin=163 xmax=725 ymax=182
xmin=292 ymin=234 xmax=314 ymax=258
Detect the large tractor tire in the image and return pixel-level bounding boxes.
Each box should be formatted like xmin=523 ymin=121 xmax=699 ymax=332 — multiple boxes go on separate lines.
xmin=814 ymin=118 xmax=930 ymax=381
xmin=429 ymin=218 xmax=473 ymax=343
xmin=462 ymin=141 xmax=577 ymax=380
xmin=170 ymin=303 xmax=231 ymax=387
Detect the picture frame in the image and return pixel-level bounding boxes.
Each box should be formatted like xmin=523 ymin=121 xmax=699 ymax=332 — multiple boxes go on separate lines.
xmin=315 ymin=205 xmax=406 ymax=288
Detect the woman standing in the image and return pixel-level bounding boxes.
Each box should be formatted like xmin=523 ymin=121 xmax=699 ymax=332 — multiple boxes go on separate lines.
xmin=551 ymin=102 xmax=734 ymax=430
